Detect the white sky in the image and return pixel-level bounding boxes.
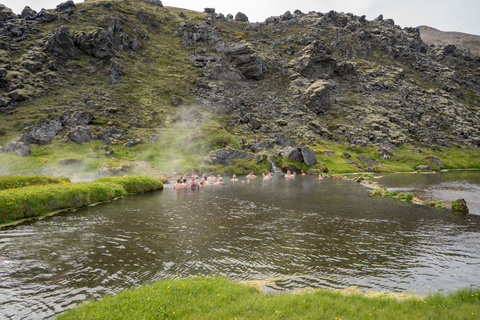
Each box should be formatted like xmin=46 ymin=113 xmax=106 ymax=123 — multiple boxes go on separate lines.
xmin=2 ymin=0 xmax=479 ymax=36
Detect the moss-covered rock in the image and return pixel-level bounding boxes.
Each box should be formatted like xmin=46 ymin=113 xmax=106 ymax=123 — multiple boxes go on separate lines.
xmin=451 ymin=198 xmax=469 ymax=214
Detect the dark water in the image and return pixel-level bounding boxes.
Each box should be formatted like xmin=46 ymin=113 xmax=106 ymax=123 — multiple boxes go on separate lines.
xmin=1 ymin=174 xmax=480 ymax=319
xmin=377 ymin=170 xmax=480 ymax=215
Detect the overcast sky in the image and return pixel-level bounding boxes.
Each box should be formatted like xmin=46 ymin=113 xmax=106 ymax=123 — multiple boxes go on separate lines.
xmin=3 ymin=0 xmax=480 ymax=35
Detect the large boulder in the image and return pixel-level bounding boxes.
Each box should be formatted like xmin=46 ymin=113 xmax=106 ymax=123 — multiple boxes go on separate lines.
xmin=43 ymin=27 xmax=81 ymax=61
xmin=203 ymin=147 xmax=265 ymax=165
xmin=298 ymin=80 xmax=332 ymax=115
xmin=298 ymin=144 xmax=318 ymax=166
xmin=143 ymin=0 xmax=163 ymax=6
xmin=68 ymin=126 xmax=93 ymax=144
xmin=56 ymin=1 xmax=76 ymax=13
xmin=235 ymin=12 xmax=249 ymax=22
xmin=59 ymin=110 xmax=93 ymax=128
xmin=224 ymin=42 xmax=265 ymax=80
xmin=426 ymin=156 xmax=445 ymax=169
xmin=294 ymin=40 xmax=337 ymax=79
xmin=23 ymin=119 xmax=63 ymax=145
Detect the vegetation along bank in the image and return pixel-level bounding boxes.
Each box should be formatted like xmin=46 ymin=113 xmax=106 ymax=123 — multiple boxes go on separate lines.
xmin=0 ymin=175 xmax=163 ymax=225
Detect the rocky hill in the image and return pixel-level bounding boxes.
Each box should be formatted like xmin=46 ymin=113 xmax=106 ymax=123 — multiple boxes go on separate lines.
xmin=0 ymin=0 xmax=479 ymax=174
xmin=419 ymin=25 xmax=480 ymax=56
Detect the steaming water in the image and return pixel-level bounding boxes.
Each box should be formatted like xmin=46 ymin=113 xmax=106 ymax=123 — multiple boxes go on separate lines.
xmin=1 ymin=174 xmax=480 ymax=319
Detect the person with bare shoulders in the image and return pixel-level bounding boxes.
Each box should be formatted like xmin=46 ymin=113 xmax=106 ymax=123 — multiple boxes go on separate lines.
xmin=262 ymin=171 xmax=271 ymax=180
xmin=246 ymin=171 xmax=257 ymax=179
xmin=181 ymin=178 xmax=188 ymax=188
xmin=191 ymin=171 xmax=198 ymax=179
xmin=189 ymin=176 xmax=199 ymax=189
xmin=208 ymin=172 xmax=216 ymax=183
xmin=285 ymin=170 xmax=295 ymax=178
xmin=231 ymin=174 xmax=238 ymax=181
xmin=318 ymin=173 xmax=324 ymax=180
xmin=301 ymin=170 xmax=306 ymax=176
xmin=173 ymin=179 xmax=183 ymax=190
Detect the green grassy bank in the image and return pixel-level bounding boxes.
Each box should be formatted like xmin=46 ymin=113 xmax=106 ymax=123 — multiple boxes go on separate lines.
xmin=57 ymin=276 xmax=480 ymax=319
xmin=0 ymin=175 xmax=71 ymax=190
xmin=0 ymin=176 xmax=163 ymax=224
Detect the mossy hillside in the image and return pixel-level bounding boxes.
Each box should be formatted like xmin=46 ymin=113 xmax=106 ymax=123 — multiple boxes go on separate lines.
xmin=57 ymin=276 xmax=480 ymax=320
xmin=0 ymin=175 xmax=70 ymax=190
xmin=0 ymin=0 xmax=204 ymax=143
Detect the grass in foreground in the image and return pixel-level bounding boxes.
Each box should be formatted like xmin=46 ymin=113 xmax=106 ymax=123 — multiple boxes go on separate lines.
xmin=0 ymin=176 xmax=163 ymax=224
xmin=57 ymin=276 xmax=480 ymax=319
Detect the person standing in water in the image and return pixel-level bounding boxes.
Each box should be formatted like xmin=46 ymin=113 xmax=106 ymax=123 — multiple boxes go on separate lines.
xmin=189 ymin=176 xmax=199 ymax=189
xmin=285 ymin=170 xmax=295 ymax=178
xmin=231 ymin=174 xmax=238 ymax=181
xmin=246 ymin=171 xmax=257 ymax=179
xmin=174 ymin=179 xmax=183 ymax=190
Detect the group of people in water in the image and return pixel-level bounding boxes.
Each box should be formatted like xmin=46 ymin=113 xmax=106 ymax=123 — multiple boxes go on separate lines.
xmin=174 ymin=169 xmax=323 ymax=189
xmin=173 ymin=172 xmax=225 ymax=190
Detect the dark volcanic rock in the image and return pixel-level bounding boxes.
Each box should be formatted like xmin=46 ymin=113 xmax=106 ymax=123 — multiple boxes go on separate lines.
xmin=21 ymin=6 xmax=37 ymax=20
xmin=235 ymin=12 xmax=249 ymax=22
xmin=203 ymin=147 xmax=265 ymax=165
xmin=68 ymin=126 xmax=93 ymax=144
xmin=56 ymin=1 xmax=76 ymax=13
xmin=299 ymin=80 xmax=332 ymax=115
xmin=426 ymin=156 xmax=445 ymax=169
xmin=44 ymin=27 xmax=81 ymax=60
xmin=59 ymin=110 xmax=93 ymax=128
xmin=225 ymin=42 xmax=265 ymax=80
xmin=99 ymin=127 xmax=124 ymax=144
xmin=0 ymin=5 xmax=16 ymax=21
xmin=143 ymin=0 xmax=163 ymax=6
xmin=36 ymin=9 xmax=57 ymax=22
xmin=294 ymin=40 xmax=337 ymax=79
xmin=124 ymin=138 xmax=144 ymax=147
xmin=298 ymin=144 xmax=318 ymax=166
xmin=357 ymin=155 xmax=381 ymax=168
xmin=23 ymin=119 xmax=63 ymax=145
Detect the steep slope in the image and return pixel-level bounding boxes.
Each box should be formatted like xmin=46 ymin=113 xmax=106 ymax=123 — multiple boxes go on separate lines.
xmin=0 ymin=0 xmax=479 ymax=175
xmin=419 ymin=25 xmax=480 ymax=56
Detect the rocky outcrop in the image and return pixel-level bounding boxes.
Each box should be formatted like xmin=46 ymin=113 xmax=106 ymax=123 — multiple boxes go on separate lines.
xmin=22 ymin=119 xmax=63 ymax=145
xmin=224 ymin=42 xmax=265 ymax=80
xmin=143 ymin=0 xmax=163 ymax=6
xmin=68 ymin=126 xmax=93 ymax=144
xmin=294 ymin=40 xmax=337 ymax=79
xmin=299 ymin=80 xmax=332 ymax=115
xmin=59 ymin=110 xmax=93 ymax=128
xmin=235 ymin=12 xmax=249 ymax=22
xmin=203 ymin=147 xmax=265 ymax=165
xmin=277 ymin=144 xmax=317 ymax=166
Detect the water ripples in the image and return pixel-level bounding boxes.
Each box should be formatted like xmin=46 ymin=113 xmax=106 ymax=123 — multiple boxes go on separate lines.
xmin=1 ymin=175 xmax=480 ymax=318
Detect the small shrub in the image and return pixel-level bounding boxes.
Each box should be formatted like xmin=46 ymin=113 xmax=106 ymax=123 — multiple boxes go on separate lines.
xmin=385 ymin=190 xmax=398 ymax=198
xmin=397 ymin=192 xmax=414 ymax=201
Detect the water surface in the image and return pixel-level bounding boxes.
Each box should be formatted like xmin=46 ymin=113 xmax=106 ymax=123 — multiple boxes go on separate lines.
xmin=1 ymin=174 xmax=480 ymax=319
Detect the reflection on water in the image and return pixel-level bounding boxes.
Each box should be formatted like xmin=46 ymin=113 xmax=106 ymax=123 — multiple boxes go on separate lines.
xmin=377 ymin=170 xmax=480 ymax=215
xmin=1 ymin=174 xmax=480 ymax=319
